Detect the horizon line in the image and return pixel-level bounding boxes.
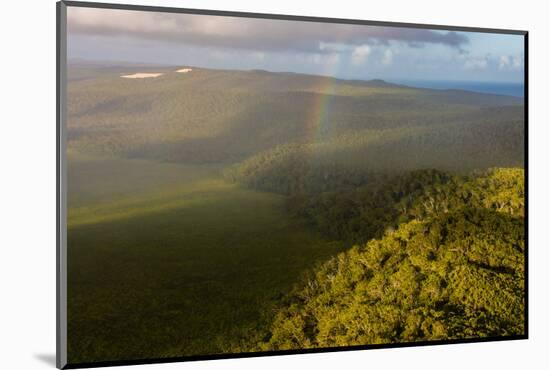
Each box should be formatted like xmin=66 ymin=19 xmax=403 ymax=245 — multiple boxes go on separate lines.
xmin=67 ymin=58 xmax=524 ymax=86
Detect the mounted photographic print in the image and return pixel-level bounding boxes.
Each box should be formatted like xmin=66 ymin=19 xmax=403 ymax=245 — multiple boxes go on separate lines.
xmin=56 ymin=1 xmax=528 ymax=368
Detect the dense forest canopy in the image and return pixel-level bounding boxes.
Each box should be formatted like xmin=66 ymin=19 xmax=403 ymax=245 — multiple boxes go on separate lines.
xmin=261 ymin=168 xmax=525 ymax=350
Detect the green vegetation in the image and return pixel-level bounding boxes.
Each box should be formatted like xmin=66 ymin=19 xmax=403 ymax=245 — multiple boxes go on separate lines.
xmin=224 ymin=119 xmax=523 ymax=195
xmin=66 ymin=62 xmax=525 ymax=364
xmin=67 ymin=155 xmax=347 ymax=362
xmin=67 ymin=64 xmax=523 ymax=166
xmin=286 ymin=168 xmax=524 ymax=244
xmin=260 ymin=169 xmax=525 ymax=350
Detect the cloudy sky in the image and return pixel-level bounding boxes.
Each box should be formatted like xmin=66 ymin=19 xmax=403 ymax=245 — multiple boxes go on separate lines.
xmin=67 ymin=7 xmax=525 ymax=83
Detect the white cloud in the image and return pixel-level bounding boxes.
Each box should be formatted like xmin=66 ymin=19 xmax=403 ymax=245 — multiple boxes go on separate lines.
xmin=499 ymin=55 xmax=511 ymax=70
xmin=252 ymin=51 xmax=266 ymax=61
xmin=499 ymin=54 xmax=524 ymax=71
xmin=351 ymin=45 xmax=371 ymax=65
xmin=464 ymin=56 xmax=488 ymax=70
xmin=307 ymin=52 xmax=341 ymax=66
xmin=512 ymin=56 xmax=523 ymax=68
xmin=381 ymin=49 xmax=394 ymax=65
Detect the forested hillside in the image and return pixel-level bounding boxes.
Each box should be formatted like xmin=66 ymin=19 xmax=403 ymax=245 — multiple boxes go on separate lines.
xmin=259 ymin=168 xmax=525 ymax=350
xmin=67 ymin=63 xmax=523 ymax=166
xmin=224 ymin=117 xmax=523 ymax=195
xmin=286 ymin=168 xmax=524 ymax=244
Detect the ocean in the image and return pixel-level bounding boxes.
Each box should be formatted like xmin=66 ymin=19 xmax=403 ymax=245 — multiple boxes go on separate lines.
xmin=391 ymin=80 xmax=525 ymax=98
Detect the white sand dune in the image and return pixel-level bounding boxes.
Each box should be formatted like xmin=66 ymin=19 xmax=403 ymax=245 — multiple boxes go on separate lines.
xmin=176 ymin=68 xmax=193 ymax=73
xmin=121 ymin=73 xmax=163 ymax=79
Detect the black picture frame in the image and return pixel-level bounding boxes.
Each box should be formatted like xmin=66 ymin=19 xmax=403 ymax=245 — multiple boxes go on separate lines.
xmin=56 ymin=1 xmax=529 ymax=368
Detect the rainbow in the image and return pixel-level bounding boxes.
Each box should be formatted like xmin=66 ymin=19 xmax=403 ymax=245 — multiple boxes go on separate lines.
xmin=303 ymin=60 xmax=343 ymax=145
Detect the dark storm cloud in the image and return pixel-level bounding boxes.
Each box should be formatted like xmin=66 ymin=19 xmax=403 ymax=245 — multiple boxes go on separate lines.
xmin=67 ymin=7 xmax=469 ymax=53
